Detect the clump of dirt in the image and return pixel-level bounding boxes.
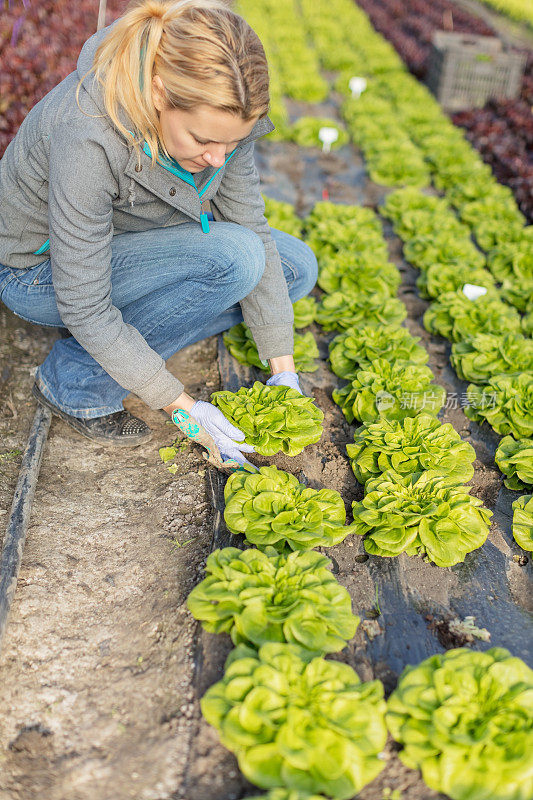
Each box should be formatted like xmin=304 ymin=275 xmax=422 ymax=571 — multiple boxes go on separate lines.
xmin=425 ymin=614 xmax=475 ymax=649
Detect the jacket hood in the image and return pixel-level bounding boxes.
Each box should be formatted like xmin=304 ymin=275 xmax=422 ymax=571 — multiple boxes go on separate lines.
xmin=76 ymin=22 xmax=274 ymax=143
xmin=76 ymin=21 xmax=121 ymax=117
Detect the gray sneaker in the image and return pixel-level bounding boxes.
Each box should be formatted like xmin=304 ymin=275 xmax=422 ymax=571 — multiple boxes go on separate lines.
xmin=32 ymin=383 xmax=152 ymax=447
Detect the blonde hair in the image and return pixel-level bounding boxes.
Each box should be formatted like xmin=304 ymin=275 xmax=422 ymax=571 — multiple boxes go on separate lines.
xmin=76 ymin=0 xmax=270 ymax=167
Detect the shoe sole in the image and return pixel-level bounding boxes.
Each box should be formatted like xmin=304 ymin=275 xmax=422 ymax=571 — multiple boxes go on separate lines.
xmin=32 ymin=384 xmax=153 ymax=448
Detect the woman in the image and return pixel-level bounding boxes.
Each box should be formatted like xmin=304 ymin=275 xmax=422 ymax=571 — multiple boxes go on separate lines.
xmin=0 ymin=0 xmax=317 ymax=468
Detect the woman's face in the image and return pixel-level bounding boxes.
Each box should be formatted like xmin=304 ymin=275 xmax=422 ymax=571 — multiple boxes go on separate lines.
xmin=152 ymin=76 xmax=258 ymax=172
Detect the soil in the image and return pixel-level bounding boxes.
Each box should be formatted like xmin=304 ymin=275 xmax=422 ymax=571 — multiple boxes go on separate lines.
xmin=1 ymin=6 xmax=532 ymax=799
xmin=0 ymin=322 xmax=221 ymax=800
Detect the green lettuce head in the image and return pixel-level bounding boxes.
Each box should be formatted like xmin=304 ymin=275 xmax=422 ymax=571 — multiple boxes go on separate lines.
xmin=304 ymin=202 xmax=386 ymax=262
xmin=347 ymin=415 xmax=476 ymax=486
xmin=492 ymin=237 xmax=533 ymax=311
xmin=329 ymin=324 xmax=428 ymax=380
xmin=487 ymin=239 xmax=533 ymax=283
xmin=305 ymin=200 xmax=383 ymax=234
xmin=351 ymin=470 xmax=491 ymax=566
xmin=416 ymin=263 xmax=495 ymax=300
xmin=445 ymin=167 xmax=503 ymax=208
xmin=388 ymin=207 xmax=468 ymax=243
xmin=424 ymin=290 xmax=522 ymax=342
xmin=404 ymin=232 xmax=485 ymax=272
xmin=381 ymin=187 xmax=449 ymax=227
xmin=387 ymin=647 xmax=533 ymax=800
xmin=211 ymin=382 xmax=323 ymax=456
xmin=293 ymin=296 xmax=317 ymax=329
xmin=365 ymin=142 xmax=431 ymax=188
xmin=263 ymin=195 xmax=302 ymax=238
xmin=495 ymin=437 xmax=533 ymax=491
xmin=224 ymin=465 xmax=356 ymax=551
xmin=332 ymin=359 xmax=445 ymax=424
xmin=201 ymin=642 xmax=387 ymax=799
xmin=460 ymin=197 xmax=526 ymax=251
xmin=317 ymin=293 xmax=406 ymax=333
xmin=223 ymin=324 xmax=319 ymax=374
xmin=465 ymin=373 xmax=533 ymax=439
xmin=451 ymin=333 xmax=533 ymax=383
xmin=318 ymin=254 xmax=400 ymax=298
xmin=187 ymin=546 xmax=359 ymax=653
xmin=512 ymin=494 xmax=533 ymax=552
xmin=500 ymin=276 xmax=533 ymax=312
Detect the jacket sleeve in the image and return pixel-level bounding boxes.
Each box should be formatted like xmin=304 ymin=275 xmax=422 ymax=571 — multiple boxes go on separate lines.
xmin=210 ymin=141 xmax=294 ymax=361
xmin=48 ymin=129 xmax=184 ymax=409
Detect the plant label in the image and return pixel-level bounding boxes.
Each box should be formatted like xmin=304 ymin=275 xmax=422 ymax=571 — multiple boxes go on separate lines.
xmin=349 ymin=76 xmax=367 ymax=98
xmin=318 ymin=126 xmax=339 ymax=153
xmin=462 ymin=283 xmax=488 ymax=300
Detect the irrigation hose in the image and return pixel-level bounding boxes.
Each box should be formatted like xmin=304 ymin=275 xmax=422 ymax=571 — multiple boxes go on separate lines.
xmin=0 ymin=404 xmax=51 ymax=652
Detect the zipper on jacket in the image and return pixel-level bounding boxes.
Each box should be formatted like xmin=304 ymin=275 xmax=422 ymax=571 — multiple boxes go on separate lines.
xmin=33 ymin=239 xmax=50 ymax=255
xmin=129 ymin=130 xmax=237 ymax=234
xmin=31 ymin=134 xmax=238 ymax=254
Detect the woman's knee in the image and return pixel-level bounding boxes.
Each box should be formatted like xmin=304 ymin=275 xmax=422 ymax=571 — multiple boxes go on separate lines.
xmin=214 ymin=223 xmax=265 ymax=293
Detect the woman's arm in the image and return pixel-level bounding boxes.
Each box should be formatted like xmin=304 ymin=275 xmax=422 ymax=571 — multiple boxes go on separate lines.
xmin=269 ymin=355 xmax=296 ymax=374
xmin=47 ymin=127 xmax=185 ymax=410
xmin=210 ymin=140 xmax=295 ymax=366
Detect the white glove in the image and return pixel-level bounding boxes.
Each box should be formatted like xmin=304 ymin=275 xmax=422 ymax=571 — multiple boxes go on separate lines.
xmin=190 ymin=400 xmax=256 ymax=469
xmin=266 ymin=371 xmax=302 ymax=395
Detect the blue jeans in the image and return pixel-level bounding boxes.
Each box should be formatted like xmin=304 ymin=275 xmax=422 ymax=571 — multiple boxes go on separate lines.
xmin=0 ymin=222 xmax=317 ymax=417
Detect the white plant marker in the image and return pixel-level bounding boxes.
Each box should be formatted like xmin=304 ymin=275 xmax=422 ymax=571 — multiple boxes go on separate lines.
xmin=462 ymin=283 xmax=488 ymax=300
xmin=349 ymin=76 xmax=367 ymax=98
xmin=318 ymin=127 xmax=339 ymax=154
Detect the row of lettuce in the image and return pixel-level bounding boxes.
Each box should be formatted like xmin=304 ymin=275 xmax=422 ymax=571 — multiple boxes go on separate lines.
xmin=299 ymin=0 xmax=533 ymax=538
xmin=243 ymin=195 xmax=532 ymax=554
xmin=184 ymin=442 xmax=532 ymax=800
xmin=181 ymin=193 xmax=533 ymax=800
xmin=233 ymin=0 xmax=533 ymax=541
xmin=238 ymin=0 xmax=533 ymax=326
xmin=381 ymin=186 xmax=532 ymax=546
xmin=179 ymin=2 xmax=532 ymax=797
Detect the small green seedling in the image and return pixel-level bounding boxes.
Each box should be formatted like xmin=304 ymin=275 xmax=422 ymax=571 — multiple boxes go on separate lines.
xmin=0 ymin=449 xmax=22 ymax=462
xmin=171 ymin=537 xmax=194 ymax=551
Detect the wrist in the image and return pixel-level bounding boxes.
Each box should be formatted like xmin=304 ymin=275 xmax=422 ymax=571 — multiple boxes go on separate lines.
xmin=268 ymin=354 xmax=296 ymax=374
xmin=162 ymin=391 xmax=196 ymax=415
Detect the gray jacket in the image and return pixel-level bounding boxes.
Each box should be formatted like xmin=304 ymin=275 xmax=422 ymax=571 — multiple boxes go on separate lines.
xmin=0 ymin=22 xmax=294 ymax=409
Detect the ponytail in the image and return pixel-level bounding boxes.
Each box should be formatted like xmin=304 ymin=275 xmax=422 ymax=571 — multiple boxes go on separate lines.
xmin=76 ymin=0 xmax=270 ymax=168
